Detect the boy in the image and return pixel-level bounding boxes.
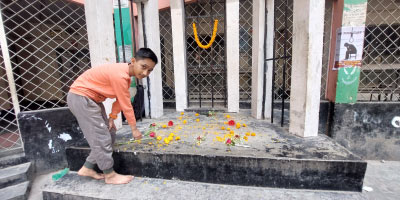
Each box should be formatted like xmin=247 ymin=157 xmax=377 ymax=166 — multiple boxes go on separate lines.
xmin=67 ymin=48 xmax=157 ymax=184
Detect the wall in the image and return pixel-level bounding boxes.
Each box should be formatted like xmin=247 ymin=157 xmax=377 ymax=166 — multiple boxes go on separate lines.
xmin=331 ymin=102 xmax=400 ymax=161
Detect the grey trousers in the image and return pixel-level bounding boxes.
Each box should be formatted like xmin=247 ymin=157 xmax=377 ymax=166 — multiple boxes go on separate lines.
xmin=67 ymin=92 xmax=116 ymax=173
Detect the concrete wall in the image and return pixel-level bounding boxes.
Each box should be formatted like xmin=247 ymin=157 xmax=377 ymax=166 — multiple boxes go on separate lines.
xmin=331 ymin=102 xmax=400 ymax=161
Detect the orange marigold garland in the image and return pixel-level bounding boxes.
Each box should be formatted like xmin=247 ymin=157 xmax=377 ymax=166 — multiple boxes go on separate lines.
xmin=192 ymin=20 xmax=218 ymax=49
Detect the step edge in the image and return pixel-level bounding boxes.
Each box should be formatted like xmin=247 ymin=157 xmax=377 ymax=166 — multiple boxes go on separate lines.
xmin=0 ymin=181 xmax=29 ymax=200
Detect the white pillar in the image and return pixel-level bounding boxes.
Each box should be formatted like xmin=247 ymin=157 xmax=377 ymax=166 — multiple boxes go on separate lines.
xmin=226 ymin=0 xmax=240 ymax=113
xmin=171 ymin=0 xmax=188 ymax=112
xmin=251 ymin=0 xmax=265 ymax=119
xmin=264 ymin=0 xmax=274 ymax=119
xmin=289 ymin=0 xmax=325 ymax=137
xmin=84 ymin=0 xmax=122 ymax=128
xmin=0 ymin=11 xmax=20 ymax=115
xmin=142 ymin=0 xmax=163 ymax=118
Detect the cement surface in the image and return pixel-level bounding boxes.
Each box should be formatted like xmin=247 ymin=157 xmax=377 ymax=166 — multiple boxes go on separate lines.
xmin=32 ymin=160 xmax=400 ymax=200
xmin=114 ymin=110 xmax=361 ymax=161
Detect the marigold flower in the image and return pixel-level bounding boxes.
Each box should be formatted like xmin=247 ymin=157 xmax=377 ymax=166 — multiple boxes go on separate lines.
xmin=221 ymin=126 xmax=225 ymax=130
xmin=243 ymin=136 xmax=248 ymax=140
xmin=168 ymin=121 xmax=174 ymax=126
xmin=162 ymin=124 xmax=167 ymax=128
xmin=227 ymin=127 xmax=231 ymax=131
xmin=224 ymin=121 xmax=228 ymax=125
xmin=168 ymin=136 xmax=173 ymax=141
xmin=251 ymin=133 xmax=256 ymax=136
xmin=183 ymin=120 xmax=187 ymax=124
xmin=180 ymin=112 xmax=184 ymax=115
xmin=164 ymin=138 xmax=170 ymax=144
xmin=195 ymin=113 xmax=199 ymax=116
xmin=178 ymin=116 xmax=183 ymax=120
xmin=230 ymin=130 xmax=234 ymax=134
xmin=169 ymin=133 xmax=174 ymax=137
xmin=236 ymin=123 xmax=241 ymax=129
xmin=245 ymin=132 xmax=250 ymax=136
xmin=196 ymin=119 xmax=200 ymax=122
xmin=243 ymin=123 xmax=247 ymax=127
xmin=226 ymin=115 xmax=230 ymax=119
xmin=228 ymin=120 xmax=235 ymax=126
xmin=175 ymin=136 xmax=181 ymax=141
xmin=150 ymin=132 xmax=156 ymax=137
xmin=157 ymin=136 xmax=162 ymax=141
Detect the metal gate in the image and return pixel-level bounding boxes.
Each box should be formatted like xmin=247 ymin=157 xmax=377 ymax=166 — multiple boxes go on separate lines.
xmin=185 ymin=0 xmax=226 ymax=108
xmin=0 ymin=0 xmax=90 ymax=156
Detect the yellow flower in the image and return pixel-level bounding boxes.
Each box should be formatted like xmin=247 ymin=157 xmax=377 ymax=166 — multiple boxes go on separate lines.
xmin=148 ymin=142 xmax=153 ymax=145
xmin=183 ymin=120 xmax=187 ymax=124
xmin=230 ymin=130 xmax=234 ymax=134
xmin=227 ymin=127 xmax=231 ymax=131
xmin=243 ymin=136 xmax=248 ymax=141
xmin=251 ymin=132 xmax=256 ymax=136
xmin=243 ymin=123 xmax=247 ymax=127
xmin=226 ymin=115 xmax=230 ymax=119
xmin=157 ymin=136 xmax=162 ymax=141
xmin=224 ymin=121 xmax=228 ymax=125
xmin=245 ymin=132 xmax=250 ymax=136
xmin=180 ymin=112 xmax=184 ymax=115
xmin=178 ymin=116 xmax=183 ymax=120
xmin=195 ymin=113 xmax=199 ymax=116
xmin=196 ymin=119 xmax=200 ymax=122
xmin=169 ymin=133 xmax=175 ymax=137
xmin=221 ymin=126 xmax=225 ymax=130
xmin=236 ymin=123 xmax=241 ymax=129
xmin=175 ymin=136 xmax=181 ymax=141
xmin=162 ymin=124 xmax=167 ymax=128
xmin=164 ymin=138 xmax=170 ymax=144
xmin=168 ymin=136 xmax=173 ymax=141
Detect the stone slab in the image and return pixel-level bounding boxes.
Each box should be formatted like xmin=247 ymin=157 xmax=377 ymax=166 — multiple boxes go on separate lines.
xmin=0 ymin=181 xmax=29 ymax=200
xmin=67 ymin=111 xmax=367 ymax=191
xmin=0 ymin=162 xmax=31 ymax=189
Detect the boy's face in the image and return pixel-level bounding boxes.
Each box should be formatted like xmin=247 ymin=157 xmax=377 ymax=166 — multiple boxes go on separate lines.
xmin=129 ymin=58 xmax=156 ymax=79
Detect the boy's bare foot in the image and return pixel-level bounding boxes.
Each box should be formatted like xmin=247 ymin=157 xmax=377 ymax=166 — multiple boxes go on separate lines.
xmin=77 ymin=166 xmax=105 ymax=180
xmin=105 ymin=171 xmax=134 ymax=184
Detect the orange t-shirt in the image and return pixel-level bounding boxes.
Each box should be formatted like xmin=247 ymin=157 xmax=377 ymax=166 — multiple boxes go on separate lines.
xmin=69 ymin=63 xmax=136 ymax=127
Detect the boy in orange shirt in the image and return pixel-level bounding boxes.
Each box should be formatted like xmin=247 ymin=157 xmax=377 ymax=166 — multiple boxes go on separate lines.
xmin=67 ymin=48 xmax=157 ymax=184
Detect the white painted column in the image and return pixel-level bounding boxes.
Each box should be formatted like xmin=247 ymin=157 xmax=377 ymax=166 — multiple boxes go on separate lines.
xmin=84 ymin=0 xmax=122 ymax=128
xmin=251 ymin=0 xmax=265 ymax=119
xmin=171 ymin=0 xmax=188 ymax=112
xmin=264 ymin=0 xmax=274 ymax=119
xmin=289 ymin=0 xmax=325 ymax=137
xmin=0 ymin=11 xmax=20 ymax=115
xmin=226 ymin=0 xmax=240 ymax=113
xmin=141 ymin=0 xmax=163 ymax=118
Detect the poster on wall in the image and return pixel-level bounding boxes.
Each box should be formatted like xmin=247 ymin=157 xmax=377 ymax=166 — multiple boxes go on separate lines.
xmin=333 ymin=26 xmax=365 ymax=70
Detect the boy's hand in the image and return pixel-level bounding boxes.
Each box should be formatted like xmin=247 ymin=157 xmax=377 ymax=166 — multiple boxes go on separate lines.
xmin=131 ymin=128 xmax=142 ymax=140
xmin=108 ymin=118 xmax=116 ymax=131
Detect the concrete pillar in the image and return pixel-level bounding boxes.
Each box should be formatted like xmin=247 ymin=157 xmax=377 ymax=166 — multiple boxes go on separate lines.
xmin=137 ymin=1 xmax=164 ymax=118
xmin=170 ymin=0 xmax=188 ymax=112
xmin=289 ymin=0 xmax=325 ymax=137
xmin=251 ymin=0 xmax=265 ymax=119
xmin=84 ymin=0 xmax=121 ymax=128
xmin=264 ymin=0 xmax=274 ymax=119
xmin=0 ymin=11 xmax=20 ymax=115
xmin=226 ymin=0 xmax=240 ymax=113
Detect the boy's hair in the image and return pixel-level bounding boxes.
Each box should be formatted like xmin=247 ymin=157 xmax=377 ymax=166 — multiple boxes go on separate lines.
xmin=135 ymin=48 xmax=158 ymax=64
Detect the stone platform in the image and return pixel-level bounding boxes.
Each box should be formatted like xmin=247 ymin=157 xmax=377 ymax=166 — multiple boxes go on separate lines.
xmin=66 ymin=110 xmax=367 ymax=191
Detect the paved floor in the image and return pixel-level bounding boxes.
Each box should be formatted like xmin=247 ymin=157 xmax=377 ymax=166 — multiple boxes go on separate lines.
xmin=29 ymin=160 xmax=400 ymax=200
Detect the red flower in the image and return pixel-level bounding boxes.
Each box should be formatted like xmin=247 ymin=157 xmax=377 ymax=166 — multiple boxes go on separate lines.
xmin=168 ymin=121 xmax=174 ymax=126
xmin=235 ymin=135 xmax=240 ymax=139
xmin=228 ymin=120 xmax=235 ymax=126
xmin=149 ymin=132 xmax=156 ymax=137
xmin=151 ymin=123 xmax=156 ymax=127
xmin=226 ymin=138 xmax=232 ymax=144
xmin=197 ymin=136 xmax=202 ymax=141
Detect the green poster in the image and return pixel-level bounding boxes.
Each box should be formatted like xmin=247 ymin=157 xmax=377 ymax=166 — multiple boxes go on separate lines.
xmin=335 ymin=67 xmax=360 ymax=103
xmin=113 ymin=0 xmax=136 ymax=101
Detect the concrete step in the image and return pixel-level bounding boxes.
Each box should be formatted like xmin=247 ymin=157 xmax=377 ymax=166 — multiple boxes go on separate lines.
xmin=42 ymin=172 xmax=366 ymax=200
xmin=0 ymin=153 xmax=27 ymax=169
xmin=66 ymin=146 xmax=366 ymax=192
xmin=0 ymin=181 xmax=29 ymax=200
xmin=0 ymin=162 xmax=32 ymax=189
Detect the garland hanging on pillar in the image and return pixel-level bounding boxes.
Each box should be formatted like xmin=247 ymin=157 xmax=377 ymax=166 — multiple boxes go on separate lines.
xmin=192 ymin=20 xmax=218 ymax=49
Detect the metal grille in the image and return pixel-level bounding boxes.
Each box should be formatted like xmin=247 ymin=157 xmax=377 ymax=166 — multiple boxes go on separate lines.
xmin=159 ymin=9 xmax=175 ymax=106
xmin=239 ymin=0 xmax=252 ymax=103
xmin=359 ymin=0 xmax=400 ymax=101
xmin=185 ymin=0 xmax=226 ymax=108
xmin=273 ymin=0 xmax=293 ymax=101
xmin=321 ymin=0 xmax=333 ymax=99
xmin=0 ymin=0 xmax=90 ymax=154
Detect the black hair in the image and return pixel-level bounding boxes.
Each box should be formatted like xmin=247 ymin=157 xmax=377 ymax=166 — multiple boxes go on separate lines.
xmin=135 ymin=48 xmax=158 ymax=64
